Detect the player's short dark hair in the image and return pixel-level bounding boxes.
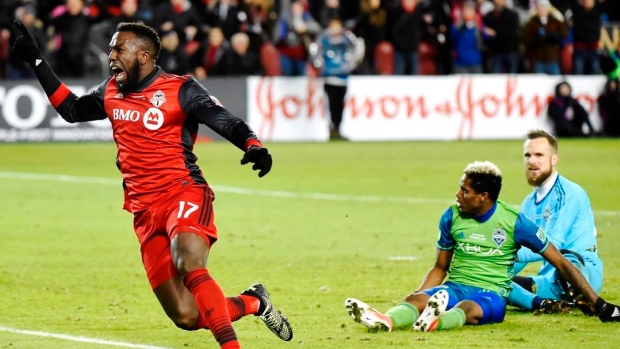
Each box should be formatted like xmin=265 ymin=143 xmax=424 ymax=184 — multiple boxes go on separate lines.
xmin=526 ymin=129 xmax=558 ymax=153
xmin=464 ymin=161 xmax=502 ymax=202
xmin=116 ymin=22 xmax=161 ymax=60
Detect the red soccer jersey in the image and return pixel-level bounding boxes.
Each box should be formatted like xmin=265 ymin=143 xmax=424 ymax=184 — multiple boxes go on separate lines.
xmin=104 ymin=72 xmax=206 ymax=212
xmin=52 ymin=67 xmax=260 ymax=213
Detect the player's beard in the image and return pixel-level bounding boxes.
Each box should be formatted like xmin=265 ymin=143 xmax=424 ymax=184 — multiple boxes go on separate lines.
xmin=117 ymin=58 xmax=141 ymax=94
xmin=526 ymin=161 xmax=553 ymax=187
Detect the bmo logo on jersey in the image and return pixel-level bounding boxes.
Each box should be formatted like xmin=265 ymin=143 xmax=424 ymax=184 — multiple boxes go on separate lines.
xmin=143 ymin=108 xmax=165 ymax=130
xmin=113 ymin=109 xmax=141 ymax=122
xmin=111 ymin=108 xmax=165 ymax=131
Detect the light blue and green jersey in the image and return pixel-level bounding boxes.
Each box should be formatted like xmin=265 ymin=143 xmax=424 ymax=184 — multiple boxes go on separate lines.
xmin=437 ymin=201 xmax=549 ymax=297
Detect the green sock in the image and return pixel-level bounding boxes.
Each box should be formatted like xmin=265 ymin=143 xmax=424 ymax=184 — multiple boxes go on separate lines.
xmin=385 ymin=302 xmax=419 ymax=329
xmin=436 ymin=308 xmax=466 ymax=330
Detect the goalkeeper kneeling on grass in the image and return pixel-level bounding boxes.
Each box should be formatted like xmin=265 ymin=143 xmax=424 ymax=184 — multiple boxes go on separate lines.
xmin=345 ymin=161 xmax=620 ymax=333
xmin=507 ymin=130 xmax=603 ymax=315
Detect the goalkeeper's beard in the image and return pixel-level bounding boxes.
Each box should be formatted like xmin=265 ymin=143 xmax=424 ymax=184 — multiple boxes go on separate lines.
xmin=526 ymin=162 xmax=553 ymax=187
xmin=117 ymin=58 xmax=141 ymax=94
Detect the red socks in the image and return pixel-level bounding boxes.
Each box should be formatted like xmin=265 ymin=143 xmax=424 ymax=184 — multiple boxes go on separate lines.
xmin=183 ymin=269 xmax=239 ymax=349
xmin=193 ymin=295 xmax=261 ymax=328
xmin=227 ymin=295 xmax=261 ymax=322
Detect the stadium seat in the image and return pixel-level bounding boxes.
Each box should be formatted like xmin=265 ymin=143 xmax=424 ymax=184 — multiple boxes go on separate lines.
xmin=260 ymin=42 xmax=282 ymax=76
xmin=419 ymin=41 xmax=438 ymax=75
xmin=374 ymin=41 xmax=394 ymax=75
xmin=561 ymin=43 xmax=574 ymax=75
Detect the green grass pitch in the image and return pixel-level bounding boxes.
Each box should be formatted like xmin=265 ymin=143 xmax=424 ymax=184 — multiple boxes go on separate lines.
xmin=1 ymin=139 xmax=619 ymax=348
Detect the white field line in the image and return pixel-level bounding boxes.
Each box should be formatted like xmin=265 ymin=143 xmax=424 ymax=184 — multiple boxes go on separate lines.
xmin=0 ymin=325 xmax=175 ymax=349
xmin=0 ymin=171 xmax=618 ymax=217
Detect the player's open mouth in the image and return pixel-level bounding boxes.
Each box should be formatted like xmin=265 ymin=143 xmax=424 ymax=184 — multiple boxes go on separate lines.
xmin=111 ymin=66 xmax=125 ymax=82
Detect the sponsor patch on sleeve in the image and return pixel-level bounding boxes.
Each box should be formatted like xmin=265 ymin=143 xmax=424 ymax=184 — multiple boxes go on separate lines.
xmin=536 ymin=227 xmax=546 ymax=242
xmin=209 ymin=95 xmax=223 ymax=107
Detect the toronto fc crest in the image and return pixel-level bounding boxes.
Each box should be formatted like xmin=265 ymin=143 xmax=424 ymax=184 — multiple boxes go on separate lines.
xmin=150 ymin=90 xmax=167 ymax=108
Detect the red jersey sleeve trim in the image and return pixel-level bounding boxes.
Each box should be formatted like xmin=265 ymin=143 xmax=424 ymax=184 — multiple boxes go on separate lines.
xmin=245 ymin=139 xmax=263 ymax=151
xmin=49 ymin=84 xmax=72 ymax=108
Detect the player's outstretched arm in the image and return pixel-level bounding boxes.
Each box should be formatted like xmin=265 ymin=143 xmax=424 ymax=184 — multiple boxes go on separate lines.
xmin=11 ymin=20 xmax=107 ymax=123
xmin=415 ymin=249 xmax=452 ymax=292
xmin=542 ymin=243 xmax=620 ymax=322
xmin=181 ymin=78 xmax=272 ymax=177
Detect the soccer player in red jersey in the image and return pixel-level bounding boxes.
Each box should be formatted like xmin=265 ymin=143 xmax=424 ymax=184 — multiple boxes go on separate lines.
xmin=12 ymin=21 xmax=292 ymax=348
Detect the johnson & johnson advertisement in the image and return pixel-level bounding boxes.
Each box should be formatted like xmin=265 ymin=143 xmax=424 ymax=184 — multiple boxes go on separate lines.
xmin=247 ymin=75 xmax=607 ymax=142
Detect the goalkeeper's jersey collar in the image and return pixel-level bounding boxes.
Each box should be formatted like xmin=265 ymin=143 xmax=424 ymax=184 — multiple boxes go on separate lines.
xmin=534 ymin=171 xmax=559 ymax=203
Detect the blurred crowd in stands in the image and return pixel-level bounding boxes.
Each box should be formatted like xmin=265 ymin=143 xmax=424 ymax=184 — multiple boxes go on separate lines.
xmin=0 ymin=0 xmax=619 ymax=79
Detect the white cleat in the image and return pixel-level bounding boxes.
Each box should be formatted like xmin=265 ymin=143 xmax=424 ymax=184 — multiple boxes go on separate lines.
xmin=344 ymin=298 xmax=393 ymax=332
xmin=413 ymin=290 xmax=449 ymax=332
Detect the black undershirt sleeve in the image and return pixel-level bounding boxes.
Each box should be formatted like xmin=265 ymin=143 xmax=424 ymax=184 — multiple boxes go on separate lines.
xmin=179 ymin=77 xmax=260 ymax=151
xmin=33 ymin=59 xmax=108 ymax=123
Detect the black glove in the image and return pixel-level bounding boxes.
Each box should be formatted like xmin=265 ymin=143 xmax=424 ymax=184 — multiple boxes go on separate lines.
xmin=12 ymin=20 xmax=43 ymax=67
xmin=240 ymin=146 xmax=272 ymax=178
xmin=594 ymin=297 xmax=620 ymax=322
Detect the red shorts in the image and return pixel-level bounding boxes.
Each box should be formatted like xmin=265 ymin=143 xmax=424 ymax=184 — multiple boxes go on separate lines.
xmin=133 ymin=184 xmax=217 ymax=290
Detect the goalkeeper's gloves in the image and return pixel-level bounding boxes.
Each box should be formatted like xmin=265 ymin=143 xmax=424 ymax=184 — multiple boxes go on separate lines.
xmin=594 ymin=297 xmax=620 ymax=322
xmin=240 ymin=146 xmax=272 ymax=178
xmin=11 ymin=20 xmax=43 ymax=67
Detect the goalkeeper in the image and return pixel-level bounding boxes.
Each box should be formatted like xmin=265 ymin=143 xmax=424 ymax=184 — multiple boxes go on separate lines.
xmin=508 ymin=130 xmax=603 ymax=314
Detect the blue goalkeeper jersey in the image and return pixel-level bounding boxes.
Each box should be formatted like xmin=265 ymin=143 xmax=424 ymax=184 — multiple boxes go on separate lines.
xmin=518 ymin=174 xmax=602 ymax=273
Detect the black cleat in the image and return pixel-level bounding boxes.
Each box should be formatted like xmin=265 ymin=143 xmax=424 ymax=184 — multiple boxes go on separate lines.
xmin=242 ymin=283 xmax=293 ymax=341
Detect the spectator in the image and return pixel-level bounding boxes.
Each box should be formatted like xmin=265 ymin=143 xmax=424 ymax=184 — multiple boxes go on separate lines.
xmin=152 ymin=0 xmax=202 ymax=46
xmin=451 ymin=1 xmax=483 ymax=74
xmin=319 ymin=0 xmax=342 ymax=28
xmin=597 ymin=78 xmax=620 ymax=137
xmin=310 ymin=12 xmax=363 ymax=140
xmin=521 ymin=0 xmax=567 ymax=75
xmin=429 ymin=0 xmax=455 ymax=75
xmin=223 ymin=31 xmax=264 ymax=75
xmin=49 ymin=0 xmax=92 ymax=77
xmin=570 ymin=0 xmax=602 ymax=75
xmin=241 ymin=0 xmax=278 ymax=53
xmin=191 ymin=27 xmax=230 ymax=79
xmin=483 ymin=0 xmax=521 ymax=73
xmin=6 ymin=4 xmax=48 ymax=79
xmin=387 ymin=0 xmax=429 ymax=75
xmin=110 ymin=0 xmax=148 ymax=27
xmin=273 ymin=0 xmax=320 ymax=76
xmin=548 ymin=81 xmax=595 ymax=137
xmin=476 ymin=0 xmax=495 ymax=15
xmin=89 ymin=0 xmax=147 ymax=55
xmin=354 ymin=0 xmax=387 ymax=75
xmin=204 ymin=0 xmax=245 ymax=40
xmin=157 ymin=30 xmax=191 ymax=75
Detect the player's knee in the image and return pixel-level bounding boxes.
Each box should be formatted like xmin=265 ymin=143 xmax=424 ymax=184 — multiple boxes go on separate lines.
xmin=404 ymin=292 xmax=429 ymax=310
xmin=173 ymin=255 xmax=205 ymax=275
xmin=169 ymin=308 xmax=199 ymax=331
xmin=454 ymin=300 xmax=481 ymax=324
